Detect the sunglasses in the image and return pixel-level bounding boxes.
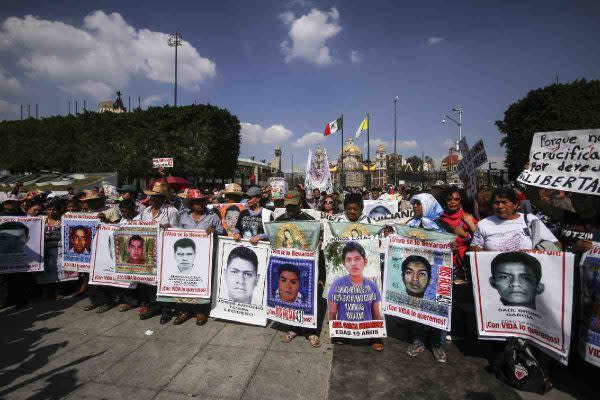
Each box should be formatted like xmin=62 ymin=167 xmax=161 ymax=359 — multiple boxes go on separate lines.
xmin=324 ymin=200 xmax=334 ymax=204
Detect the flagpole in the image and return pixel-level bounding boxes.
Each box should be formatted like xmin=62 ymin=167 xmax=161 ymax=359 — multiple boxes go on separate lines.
xmin=367 ymin=113 xmax=371 ymax=189
xmin=340 ymin=114 xmax=344 ymax=191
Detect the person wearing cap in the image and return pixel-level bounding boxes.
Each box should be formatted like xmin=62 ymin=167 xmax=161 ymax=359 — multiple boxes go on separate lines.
xmin=139 ymin=182 xmax=180 ymax=228
xmin=232 ymin=186 xmax=272 ymax=245
xmin=275 ymin=190 xmax=314 ymax=221
xmin=157 ymin=189 xmax=225 ymax=326
xmin=1 ymin=194 xmax=25 ymax=216
xmin=117 ymin=184 xmax=145 ymax=215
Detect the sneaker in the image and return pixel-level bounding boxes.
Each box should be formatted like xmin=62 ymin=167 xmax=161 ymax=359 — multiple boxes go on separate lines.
xmin=407 ymin=341 xmax=425 ymax=357
xmin=432 ymin=347 xmax=447 ymax=363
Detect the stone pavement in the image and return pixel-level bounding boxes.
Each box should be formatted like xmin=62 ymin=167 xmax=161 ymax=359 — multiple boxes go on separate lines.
xmin=0 ymin=297 xmax=595 ymax=400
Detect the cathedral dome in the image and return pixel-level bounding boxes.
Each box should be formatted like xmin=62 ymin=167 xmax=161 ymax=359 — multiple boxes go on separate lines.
xmin=342 ymin=138 xmax=362 ymax=156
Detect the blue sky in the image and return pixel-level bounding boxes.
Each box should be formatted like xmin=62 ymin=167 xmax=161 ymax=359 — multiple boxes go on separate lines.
xmin=1 ymin=0 xmax=599 ymax=172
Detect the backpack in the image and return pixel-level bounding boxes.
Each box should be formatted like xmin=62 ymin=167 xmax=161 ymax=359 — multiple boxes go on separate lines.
xmin=492 ymin=338 xmax=552 ymax=394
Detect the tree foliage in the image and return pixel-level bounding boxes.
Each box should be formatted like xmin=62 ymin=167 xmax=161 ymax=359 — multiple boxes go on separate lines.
xmin=0 ymin=104 xmax=241 ymax=181
xmin=496 ymin=79 xmax=600 ymax=180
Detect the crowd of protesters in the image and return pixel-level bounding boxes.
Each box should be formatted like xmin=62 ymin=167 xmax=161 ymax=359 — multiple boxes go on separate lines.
xmin=1 ymin=176 xmax=598 ymax=390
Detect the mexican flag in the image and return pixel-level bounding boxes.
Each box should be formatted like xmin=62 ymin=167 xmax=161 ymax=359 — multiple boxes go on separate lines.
xmin=324 ymin=116 xmax=343 ymax=136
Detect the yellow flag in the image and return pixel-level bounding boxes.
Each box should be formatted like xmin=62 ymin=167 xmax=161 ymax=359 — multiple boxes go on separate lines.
xmin=355 ymin=115 xmax=368 ymax=138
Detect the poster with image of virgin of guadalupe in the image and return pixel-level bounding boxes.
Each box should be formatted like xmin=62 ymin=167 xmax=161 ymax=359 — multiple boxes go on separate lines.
xmin=89 ymin=224 xmax=136 ymax=289
xmin=0 ymin=216 xmax=45 ymax=274
xmin=62 ymin=212 xmax=99 ymax=272
xmin=211 ymin=238 xmax=270 ymax=326
xmin=266 ymin=248 xmax=318 ymax=328
xmin=579 ymin=242 xmax=600 ymax=368
xmin=113 ymin=220 xmax=159 ymax=284
xmin=328 ymin=221 xmax=384 ymax=239
xmin=383 ymin=235 xmax=453 ymax=331
xmin=264 ymin=220 xmax=321 ymax=251
xmin=157 ymin=229 xmax=213 ymax=298
xmin=470 ymin=250 xmax=574 ymax=364
xmin=324 ymin=236 xmax=386 ymax=338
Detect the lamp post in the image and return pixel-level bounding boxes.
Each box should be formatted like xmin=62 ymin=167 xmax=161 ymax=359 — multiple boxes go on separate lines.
xmin=441 ymin=107 xmax=463 ymax=155
xmin=393 ymin=96 xmax=398 ymax=188
xmin=168 ymin=33 xmax=183 ymax=107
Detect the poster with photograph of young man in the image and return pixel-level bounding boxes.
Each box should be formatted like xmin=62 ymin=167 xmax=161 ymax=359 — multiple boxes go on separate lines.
xmin=266 ymin=248 xmax=318 ymax=328
xmin=217 ymin=203 xmax=246 ymax=236
xmin=211 ymin=238 xmax=270 ymax=326
xmin=383 ymin=235 xmax=453 ymax=331
xmin=89 ymin=224 xmax=136 ymax=289
xmin=62 ymin=212 xmax=99 ymax=272
xmin=0 ymin=216 xmax=45 ymax=274
xmin=157 ymin=229 xmax=213 ymax=298
xmin=470 ymin=250 xmax=574 ymax=363
xmin=578 ymin=242 xmax=600 ymax=368
xmin=113 ymin=221 xmax=159 ymax=284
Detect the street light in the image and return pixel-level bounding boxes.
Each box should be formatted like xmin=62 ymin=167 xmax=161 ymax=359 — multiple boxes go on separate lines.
xmin=168 ymin=32 xmax=183 ymax=107
xmin=393 ymin=96 xmax=398 ymax=188
xmin=441 ymin=107 xmax=463 ymax=154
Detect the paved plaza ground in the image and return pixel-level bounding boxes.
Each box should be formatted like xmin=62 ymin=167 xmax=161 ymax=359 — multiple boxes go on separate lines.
xmin=0 ymin=296 xmax=594 ymax=400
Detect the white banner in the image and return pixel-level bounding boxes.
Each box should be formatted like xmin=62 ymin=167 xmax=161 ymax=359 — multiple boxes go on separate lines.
xmin=363 ymin=200 xmax=399 ymax=221
xmin=153 ymin=157 xmax=174 ymax=168
xmin=518 ymin=129 xmax=600 ymax=196
xmin=89 ymin=224 xmax=136 ymax=288
xmin=157 ymin=229 xmax=213 ymax=298
xmin=211 ymin=238 xmax=270 ymax=326
xmin=470 ymin=250 xmax=574 ymax=364
xmin=0 ymin=216 xmax=45 ymax=274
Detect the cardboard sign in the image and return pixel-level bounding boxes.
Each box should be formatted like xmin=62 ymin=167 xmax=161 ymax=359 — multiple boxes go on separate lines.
xmin=153 ymin=158 xmax=174 ymax=168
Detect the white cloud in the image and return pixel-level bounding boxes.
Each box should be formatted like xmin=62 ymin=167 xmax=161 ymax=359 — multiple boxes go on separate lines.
xmin=60 ymin=80 xmax=113 ymax=99
xmin=287 ymin=0 xmax=313 ymax=8
xmin=350 ymin=50 xmax=362 ymax=64
xmin=427 ymin=37 xmax=444 ymax=45
xmin=441 ymin=138 xmax=455 ymax=148
xmin=279 ymin=11 xmax=295 ymax=25
xmin=293 ymin=131 xmax=324 ymax=147
xmin=141 ymin=94 xmax=164 ymax=108
xmin=241 ymin=122 xmax=294 ymax=145
xmin=0 ymin=66 xmax=21 ymax=94
xmin=361 ymin=138 xmax=418 ymax=152
xmin=0 ymin=11 xmax=216 ymax=100
xmin=280 ymin=7 xmax=341 ymax=66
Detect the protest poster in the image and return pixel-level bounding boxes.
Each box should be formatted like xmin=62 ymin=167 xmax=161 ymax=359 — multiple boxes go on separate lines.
xmin=272 ymin=208 xmax=334 ymax=221
xmin=394 ymin=225 xmax=456 ymax=242
xmin=264 ymin=220 xmax=321 ymax=251
xmin=579 ymin=242 xmax=600 ymax=367
xmin=470 ymin=250 xmax=574 ymax=363
xmin=269 ymin=177 xmax=287 ymax=200
xmin=0 ymin=216 xmax=44 ymax=274
xmin=62 ymin=212 xmax=99 ymax=272
xmin=157 ymin=229 xmax=213 ymax=298
xmin=152 ymin=157 xmax=174 ymax=168
xmin=324 ymin=237 xmax=386 ymax=338
xmin=363 ymin=200 xmax=399 ymax=221
xmin=328 ymin=221 xmax=383 ymax=239
xmin=383 ymin=235 xmax=453 ymax=330
xmin=113 ymin=220 xmax=159 ymax=284
xmin=304 ymin=146 xmax=333 ymax=194
xmin=89 ymin=224 xmax=136 ymax=288
xmin=266 ymin=248 xmax=318 ymax=328
xmin=518 ymin=129 xmax=600 ymax=196
xmin=457 ymin=139 xmax=487 ymax=198
xmin=217 ymin=203 xmax=246 ymax=236
xmin=211 ymin=238 xmax=270 ymax=325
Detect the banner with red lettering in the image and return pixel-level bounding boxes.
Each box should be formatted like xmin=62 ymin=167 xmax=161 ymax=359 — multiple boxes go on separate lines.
xmin=470 ymin=250 xmax=574 ymax=364
xmin=383 ymin=235 xmax=453 ymax=331
xmin=113 ymin=220 xmax=159 ymax=284
xmin=324 ymin=237 xmax=386 ymax=339
xmin=579 ymin=242 xmax=600 ymax=368
xmin=266 ymin=248 xmax=318 ymax=328
xmin=157 ymin=229 xmax=213 ymax=298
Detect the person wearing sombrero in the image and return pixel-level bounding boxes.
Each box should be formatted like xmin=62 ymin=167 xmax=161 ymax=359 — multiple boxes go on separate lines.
xmin=222 ymin=183 xmax=244 ymax=204
xmin=138 ymin=181 xmax=180 ymax=321
xmin=80 ymin=189 xmax=121 ymax=224
xmin=162 ymin=189 xmax=225 ymax=326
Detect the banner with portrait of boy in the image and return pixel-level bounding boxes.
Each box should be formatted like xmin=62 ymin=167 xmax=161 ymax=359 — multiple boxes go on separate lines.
xmin=470 ymin=250 xmax=574 ymax=364
xmin=383 ymin=235 xmax=453 ymax=331
xmin=0 ymin=216 xmax=44 ymax=274
xmin=113 ymin=220 xmax=159 ymax=284
xmin=324 ymin=236 xmax=386 ymax=339
xmin=217 ymin=203 xmax=246 ymax=236
xmin=157 ymin=229 xmax=213 ymax=298
xmin=62 ymin=212 xmax=99 ymax=272
xmin=264 ymin=220 xmax=321 ymax=252
xmin=579 ymin=242 xmax=600 ymax=368
xmin=211 ymin=238 xmax=270 ymax=326
xmin=89 ymin=224 xmax=136 ymax=289
xmin=266 ymin=248 xmax=318 ymax=328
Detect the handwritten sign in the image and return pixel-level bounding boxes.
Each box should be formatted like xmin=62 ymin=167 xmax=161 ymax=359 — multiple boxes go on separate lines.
xmin=153 ymin=158 xmax=174 ymax=168
xmin=518 ymin=130 xmax=600 ymax=196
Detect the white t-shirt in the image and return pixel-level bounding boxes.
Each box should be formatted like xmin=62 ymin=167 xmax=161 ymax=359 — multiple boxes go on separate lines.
xmin=471 ymin=213 xmax=557 ymax=251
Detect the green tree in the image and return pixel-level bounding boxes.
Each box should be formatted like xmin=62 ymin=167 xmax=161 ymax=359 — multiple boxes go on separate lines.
xmin=406 ymin=155 xmax=423 ymax=171
xmin=496 ymin=79 xmax=600 ymax=180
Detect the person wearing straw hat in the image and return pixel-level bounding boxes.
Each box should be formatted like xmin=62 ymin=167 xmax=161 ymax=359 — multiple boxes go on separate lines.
xmin=140 ymin=182 xmax=180 ymax=228
xmin=80 ymin=189 xmax=121 ymax=223
xmin=222 ymin=183 xmax=244 ymax=204
xmin=160 ymin=188 xmax=225 ymax=326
